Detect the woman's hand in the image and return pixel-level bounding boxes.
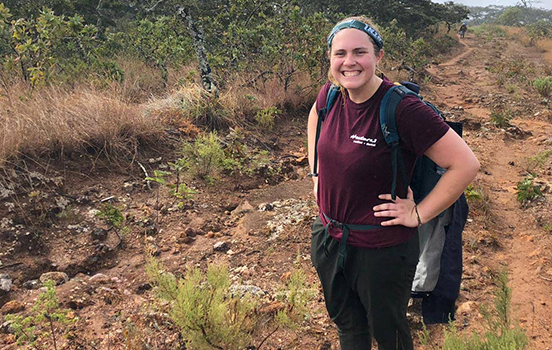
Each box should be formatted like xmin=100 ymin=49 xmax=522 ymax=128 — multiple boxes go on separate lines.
xmin=373 ymin=187 xmax=419 ymax=228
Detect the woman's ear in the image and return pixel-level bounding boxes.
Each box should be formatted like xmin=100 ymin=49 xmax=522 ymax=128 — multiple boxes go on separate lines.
xmin=376 ymin=49 xmax=385 ymax=64
xmin=327 ymin=49 xmax=331 ymax=59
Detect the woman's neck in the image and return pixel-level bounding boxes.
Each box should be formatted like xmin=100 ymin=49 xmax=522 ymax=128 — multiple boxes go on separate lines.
xmin=347 ymin=75 xmax=383 ymax=103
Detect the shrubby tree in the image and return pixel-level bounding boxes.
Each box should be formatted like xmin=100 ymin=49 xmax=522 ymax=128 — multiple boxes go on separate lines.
xmin=526 ymin=19 xmax=552 ymax=45
xmin=434 ymin=1 xmax=470 ymax=33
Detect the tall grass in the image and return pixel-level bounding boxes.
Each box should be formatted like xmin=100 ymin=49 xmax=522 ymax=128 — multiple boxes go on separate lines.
xmin=0 ymin=84 xmax=165 ymax=168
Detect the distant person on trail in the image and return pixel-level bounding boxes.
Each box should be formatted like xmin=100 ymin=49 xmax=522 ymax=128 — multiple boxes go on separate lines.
xmin=307 ymin=15 xmax=480 ymax=350
xmin=458 ymin=22 xmax=467 ymax=38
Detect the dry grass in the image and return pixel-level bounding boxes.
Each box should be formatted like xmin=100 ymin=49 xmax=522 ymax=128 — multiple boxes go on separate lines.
xmin=219 ymin=71 xmax=316 ymax=121
xmin=0 ymin=61 xmax=317 ymax=172
xmin=0 ymin=83 xmax=165 ymax=168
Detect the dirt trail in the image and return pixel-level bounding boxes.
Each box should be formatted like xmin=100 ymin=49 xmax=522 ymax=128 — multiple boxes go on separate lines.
xmin=427 ymin=35 xmax=552 ymax=348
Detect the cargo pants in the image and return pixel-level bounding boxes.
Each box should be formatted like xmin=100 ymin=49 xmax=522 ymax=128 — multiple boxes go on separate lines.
xmin=311 ymin=217 xmax=419 ymax=350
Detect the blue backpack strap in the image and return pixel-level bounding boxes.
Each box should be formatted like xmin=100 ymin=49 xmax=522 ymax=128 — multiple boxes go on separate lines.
xmin=380 ymin=84 xmax=418 ymax=200
xmin=312 ymin=85 xmax=340 ymax=177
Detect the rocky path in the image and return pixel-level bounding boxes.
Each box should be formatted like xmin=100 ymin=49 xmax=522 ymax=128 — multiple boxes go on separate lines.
xmin=427 ymin=34 xmax=552 ymax=349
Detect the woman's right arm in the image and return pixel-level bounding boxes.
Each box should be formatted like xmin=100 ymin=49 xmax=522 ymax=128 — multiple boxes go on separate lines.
xmin=307 ymin=102 xmax=319 ymax=201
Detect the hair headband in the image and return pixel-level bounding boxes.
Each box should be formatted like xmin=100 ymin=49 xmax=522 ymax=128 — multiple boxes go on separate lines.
xmin=327 ymin=19 xmax=383 ymax=49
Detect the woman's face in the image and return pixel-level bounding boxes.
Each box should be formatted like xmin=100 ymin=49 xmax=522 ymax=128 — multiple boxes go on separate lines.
xmin=329 ymin=28 xmax=383 ymax=100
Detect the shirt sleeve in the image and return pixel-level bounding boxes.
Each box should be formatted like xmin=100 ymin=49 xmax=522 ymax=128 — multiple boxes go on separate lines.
xmin=395 ymin=95 xmax=450 ymax=157
xmin=315 ymin=82 xmax=333 ymax=113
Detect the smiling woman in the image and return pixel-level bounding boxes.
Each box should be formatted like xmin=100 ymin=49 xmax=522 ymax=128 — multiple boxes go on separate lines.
xmin=307 ymin=15 xmax=479 ymax=350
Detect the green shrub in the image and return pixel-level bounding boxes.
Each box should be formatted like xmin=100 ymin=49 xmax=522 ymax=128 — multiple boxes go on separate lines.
xmin=489 ymin=109 xmax=513 ymax=128
xmin=146 ymin=257 xmax=314 ymax=350
xmin=471 ymin=24 xmax=506 ymax=41
xmin=96 ymin=203 xmax=125 ymax=229
xmin=516 ymin=173 xmax=544 ymax=205
xmin=5 ymin=280 xmax=77 ymax=350
xmin=181 ymin=132 xmax=225 ymax=180
xmin=533 ymin=76 xmax=552 ymax=97
xmin=465 ymin=184 xmax=483 ymax=202
xmin=255 ymin=106 xmax=280 ymax=130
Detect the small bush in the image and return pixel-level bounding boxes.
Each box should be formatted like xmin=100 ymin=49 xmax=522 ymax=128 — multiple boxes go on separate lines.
xmin=181 ymin=132 xmax=225 ymax=180
xmin=255 ymin=106 xmax=280 ymax=130
xmin=516 ymin=173 xmax=544 ymax=205
xmin=472 ymin=24 xmax=506 ymax=41
xmin=533 ymin=76 xmax=552 ymax=97
xmin=465 ymin=183 xmax=483 ymax=202
xmin=5 ymin=280 xmax=77 ymax=350
xmin=489 ymin=109 xmax=513 ymax=128
xmin=96 ymin=203 xmax=125 ymax=229
xmin=147 ymin=257 xmax=314 ymax=350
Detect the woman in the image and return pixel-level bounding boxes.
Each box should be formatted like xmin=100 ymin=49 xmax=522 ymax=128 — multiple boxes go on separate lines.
xmin=307 ymin=16 xmax=479 ymax=350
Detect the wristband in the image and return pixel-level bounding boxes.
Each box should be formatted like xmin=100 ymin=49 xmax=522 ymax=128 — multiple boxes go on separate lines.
xmin=308 ymin=173 xmax=318 ymax=177
xmin=414 ymin=205 xmax=423 ymax=227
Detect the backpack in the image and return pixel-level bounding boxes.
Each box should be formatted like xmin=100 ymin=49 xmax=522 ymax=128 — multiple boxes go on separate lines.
xmin=313 ymin=82 xmax=469 ymax=324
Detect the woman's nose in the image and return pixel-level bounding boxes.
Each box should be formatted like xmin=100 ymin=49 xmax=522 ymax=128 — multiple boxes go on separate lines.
xmin=343 ymin=53 xmax=355 ymax=65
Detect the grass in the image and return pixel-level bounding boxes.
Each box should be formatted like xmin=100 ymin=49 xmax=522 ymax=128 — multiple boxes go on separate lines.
xmin=0 ymin=84 xmax=165 ymax=169
xmin=526 ymin=148 xmax=552 ymax=172
xmin=420 ymin=270 xmax=528 ymax=350
xmin=465 ymin=181 xmax=496 ymax=230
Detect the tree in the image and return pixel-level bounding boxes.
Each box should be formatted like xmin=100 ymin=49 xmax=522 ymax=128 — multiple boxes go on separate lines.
xmin=434 ymin=1 xmax=470 ymax=33
xmin=496 ymin=7 xmax=524 ymax=26
xmin=526 ymin=19 xmax=552 ymax=45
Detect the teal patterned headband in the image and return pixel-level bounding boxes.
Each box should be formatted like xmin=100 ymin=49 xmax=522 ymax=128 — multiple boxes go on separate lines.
xmin=327 ymin=20 xmax=383 ymax=49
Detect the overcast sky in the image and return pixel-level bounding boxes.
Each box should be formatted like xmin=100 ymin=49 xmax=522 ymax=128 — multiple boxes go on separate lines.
xmin=432 ymin=0 xmax=552 ymax=10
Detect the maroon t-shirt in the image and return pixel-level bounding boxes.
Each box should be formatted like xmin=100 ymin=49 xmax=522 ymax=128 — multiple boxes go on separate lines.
xmin=315 ymin=77 xmax=450 ymax=248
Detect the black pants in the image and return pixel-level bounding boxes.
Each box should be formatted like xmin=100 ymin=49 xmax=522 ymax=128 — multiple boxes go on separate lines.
xmin=311 ymin=217 xmax=419 ymax=350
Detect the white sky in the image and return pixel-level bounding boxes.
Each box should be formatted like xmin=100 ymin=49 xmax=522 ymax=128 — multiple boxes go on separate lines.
xmin=432 ymin=0 xmax=552 ymax=10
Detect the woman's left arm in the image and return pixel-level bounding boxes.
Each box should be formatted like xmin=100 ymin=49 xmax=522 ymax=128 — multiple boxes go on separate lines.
xmin=374 ymin=128 xmax=480 ymax=227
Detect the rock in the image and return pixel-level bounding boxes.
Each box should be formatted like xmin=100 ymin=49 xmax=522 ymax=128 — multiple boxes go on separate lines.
xmin=86 ymin=209 xmax=100 ymax=219
xmin=259 ymin=301 xmax=285 ymax=314
xmin=258 ymin=203 xmax=274 ymax=211
xmin=213 ymin=241 xmax=229 ymax=252
xmin=1 ymin=320 xmax=14 ymax=334
xmin=230 ymin=284 xmax=265 ymax=297
xmin=178 ymin=235 xmax=194 ymax=245
xmin=1 ymin=300 xmax=25 ymax=315
xmin=91 ymin=228 xmax=108 ymax=241
xmin=457 ymin=301 xmax=477 ymax=315
xmin=184 ymin=227 xmax=197 ymax=237
xmin=136 ymin=283 xmax=152 ymax=294
xmin=231 ymin=200 xmax=254 ymax=218
xmin=280 ymin=272 xmax=292 ymax=281
xmin=143 ymin=220 xmax=157 ymax=236
xmin=22 ymin=280 xmax=40 ymax=290
xmin=39 ymin=271 xmax=69 ymax=286
xmin=0 ymin=274 xmax=12 ymax=295
xmin=89 ymin=273 xmax=110 ymax=284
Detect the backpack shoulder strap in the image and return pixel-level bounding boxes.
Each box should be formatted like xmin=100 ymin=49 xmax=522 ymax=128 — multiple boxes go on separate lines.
xmin=380 ymin=84 xmax=418 ymax=199
xmin=312 ymin=85 xmax=339 ymax=177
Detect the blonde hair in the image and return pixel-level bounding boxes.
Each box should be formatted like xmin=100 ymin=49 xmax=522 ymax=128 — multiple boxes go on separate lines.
xmin=327 ymin=16 xmax=383 ymax=90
